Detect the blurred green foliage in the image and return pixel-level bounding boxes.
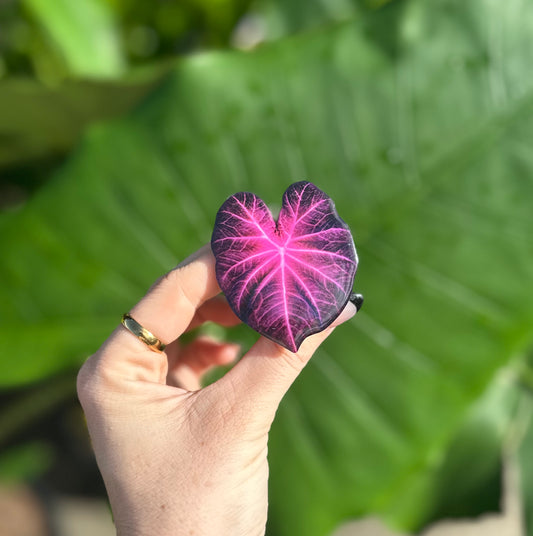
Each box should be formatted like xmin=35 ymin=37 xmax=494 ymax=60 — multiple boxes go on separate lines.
xmin=21 ymin=0 xmax=125 ymax=78
xmin=0 ymin=0 xmax=373 ymax=205
xmin=517 ymin=353 xmax=533 ymax=536
xmin=0 ymin=0 xmax=253 ymax=81
xmin=0 ymin=0 xmax=391 ymax=83
xmin=1 ymin=0 xmax=533 ymax=535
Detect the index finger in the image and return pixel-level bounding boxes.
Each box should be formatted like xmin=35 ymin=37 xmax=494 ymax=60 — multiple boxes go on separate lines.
xmin=127 ymin=244 xmax=221 ymax=347
xmin=101 ymin=245 xmax=221 ymax=368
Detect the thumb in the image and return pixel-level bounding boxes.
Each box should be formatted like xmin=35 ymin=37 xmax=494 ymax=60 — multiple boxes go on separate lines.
xmin=220 ymin=301 xmax=358 ymax=423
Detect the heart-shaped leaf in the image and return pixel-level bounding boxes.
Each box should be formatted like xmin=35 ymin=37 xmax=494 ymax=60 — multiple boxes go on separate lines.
xmin=211 ymin=181 xmax=358 ymax=352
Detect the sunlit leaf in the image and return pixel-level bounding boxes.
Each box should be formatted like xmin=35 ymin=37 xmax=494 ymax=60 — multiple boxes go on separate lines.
xmin=21 ymin=0 xmax=125 ymax=78
xmin=212 ymin=181 xmax=357 ymax=352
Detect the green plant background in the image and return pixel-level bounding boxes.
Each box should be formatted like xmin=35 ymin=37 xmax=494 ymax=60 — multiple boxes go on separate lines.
xmin=1 ymin=0 xmax=533 ymax=535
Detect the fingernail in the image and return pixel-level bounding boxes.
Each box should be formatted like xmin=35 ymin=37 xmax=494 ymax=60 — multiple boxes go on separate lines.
xmin=225 ymin=343 xmax=241 ymax=355
xmin=330 ymin=301 xmax=357 ymax=328
xmin=349 ymin=293 xmax=364 ymax=312
xmin=221 ymin=343 xmax=241 ymax=363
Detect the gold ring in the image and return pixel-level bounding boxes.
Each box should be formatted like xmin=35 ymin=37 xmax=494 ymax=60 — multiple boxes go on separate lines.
xmin=121 ymin=314 xmax=166 ymax=353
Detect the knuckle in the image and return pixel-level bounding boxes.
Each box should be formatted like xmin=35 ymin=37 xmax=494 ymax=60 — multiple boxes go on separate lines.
xmin=164 ymin=267 xmax=197 ymax=311
xmin=76 ymin=352 xmax=117 ymax=410
xmin=76 ymin=356 xmax=98 ymax=409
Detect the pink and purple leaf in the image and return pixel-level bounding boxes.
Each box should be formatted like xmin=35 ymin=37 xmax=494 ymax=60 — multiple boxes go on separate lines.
xmin=211 ymin=181 xmax=359 ymax=352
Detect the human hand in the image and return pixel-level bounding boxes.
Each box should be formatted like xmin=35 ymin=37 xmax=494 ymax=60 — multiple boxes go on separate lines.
xmin=77 ymin=245 xmax=357 ymax=536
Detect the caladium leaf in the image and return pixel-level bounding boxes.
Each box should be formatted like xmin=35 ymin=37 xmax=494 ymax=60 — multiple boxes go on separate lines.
xmin=211 ymin=181 xmax=358 ymax=352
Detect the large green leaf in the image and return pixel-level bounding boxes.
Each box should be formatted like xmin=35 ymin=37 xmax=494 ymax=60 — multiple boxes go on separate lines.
xmin=377 ymin=371 xmax=517 ymax=528
xmin=1 ymin=0 xmax=533 ymax=533
xmin=21 ymin=0 xmax=125 ymax=78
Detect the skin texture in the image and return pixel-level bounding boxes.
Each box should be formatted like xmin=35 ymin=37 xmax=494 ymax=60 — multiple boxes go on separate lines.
xmin=77 ymin=245 xmax=356 ymax=536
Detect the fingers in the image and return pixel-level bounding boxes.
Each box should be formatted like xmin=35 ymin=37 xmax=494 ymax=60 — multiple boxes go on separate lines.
xmin=185 ymin=295 xmax=241 ymax=333
xmin=164 ymin=294 xmax=241 ymax=379
xmin=87 ymin=245 xmax=222 ymax=385
xmin=128 ymin=245 xmax=221 ymax=345
xmin=167 ymin=336 xmax=240 ymax=390
xmin=218 ymin=302 xmax=357 ymax=423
